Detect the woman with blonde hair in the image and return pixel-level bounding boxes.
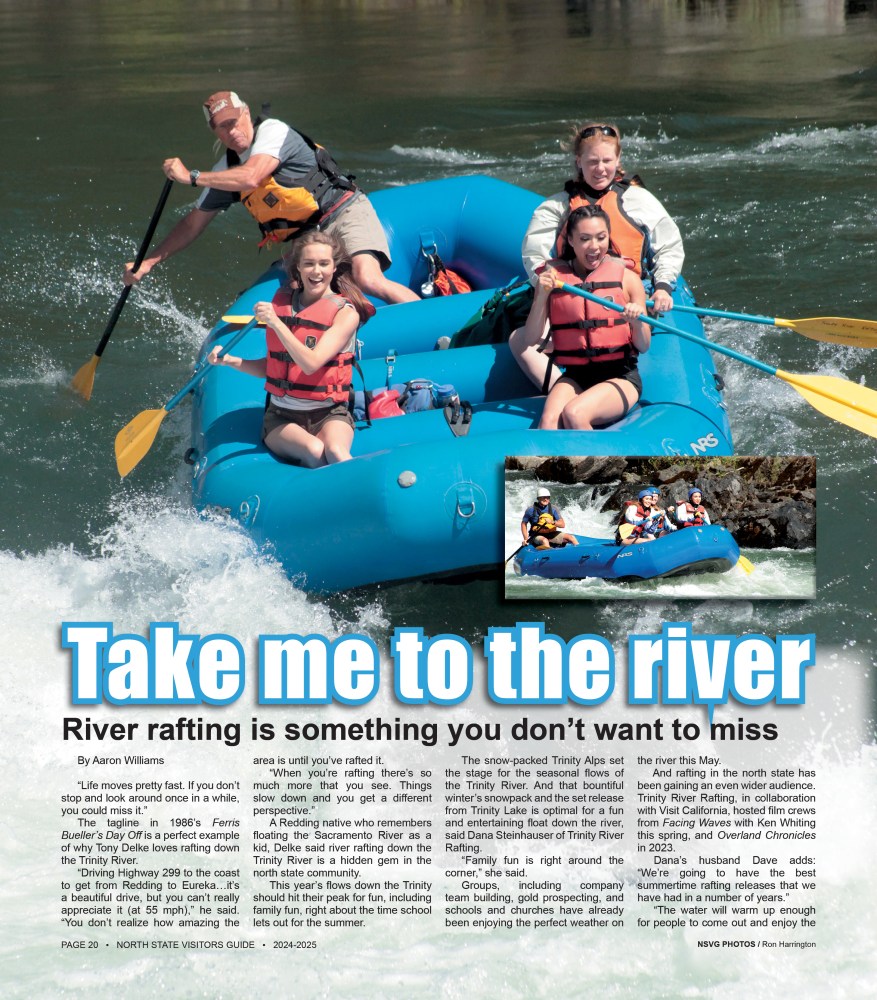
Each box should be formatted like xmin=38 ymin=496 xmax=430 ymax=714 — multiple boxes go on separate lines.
xmin=513 ymin=121 xmax=683 ymax=388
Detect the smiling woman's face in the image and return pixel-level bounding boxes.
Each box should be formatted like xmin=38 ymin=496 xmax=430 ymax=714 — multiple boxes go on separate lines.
xmin=576 ymin=140 xmax=621 ymax=191
xmin=296 ymin=243 xmax=337 ymax=299
xmin=568 ymin=216 xmax=610 ymax=273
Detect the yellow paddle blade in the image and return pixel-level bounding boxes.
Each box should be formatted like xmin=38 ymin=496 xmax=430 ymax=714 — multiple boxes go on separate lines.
xmin=736 ymin=555 xmax=754 ymax=574
xmin=221 ymin=314 xmax=264 ymax=325
xmin=777 ymin=369 xmax=877 ymax=439
xmin=114 ymin=408 xmax=169 ymax=477
xmin=776 ymin=316 xmax=877 ymax=349
xmin=70 ymin=354 xmax=100 ymax=401
xmin=617 ymin=522 xmax=635 ymax=540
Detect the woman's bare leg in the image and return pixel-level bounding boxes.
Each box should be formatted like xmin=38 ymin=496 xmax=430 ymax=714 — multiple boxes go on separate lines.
xmin=319 ymin=420 xmax=355 ymax=464
xmin=265 ymin=424 xmax=326 ymax=467
xmin=539 ymin=379 xmax=579 ymax=429
xmin=561 ymin=378 xmax=639 ymax=430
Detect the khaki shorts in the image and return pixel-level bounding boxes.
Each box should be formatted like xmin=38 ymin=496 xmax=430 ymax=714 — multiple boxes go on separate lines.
xmin=262 ymin=399 xmax=355 ymax=440
xmin=531 ymin=531 xmax=568 ymax=548
xmin=325 ymin=193 xmax=392 ymax=271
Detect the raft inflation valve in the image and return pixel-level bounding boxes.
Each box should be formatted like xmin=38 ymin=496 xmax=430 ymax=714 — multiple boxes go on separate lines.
xmin=397 ymin=471 xmax=417 ymax=488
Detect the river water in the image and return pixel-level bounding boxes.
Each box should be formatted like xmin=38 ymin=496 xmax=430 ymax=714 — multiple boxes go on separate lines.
xmin=2 ymin=1 xmax=876 ymax=997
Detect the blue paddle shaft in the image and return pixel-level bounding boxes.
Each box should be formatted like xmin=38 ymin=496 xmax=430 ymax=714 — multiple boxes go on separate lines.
xmin=165 ymin=319 xmax=259 ymax=413
xmin=646 ymin=300 xmax=776 ymax=327
xmin=558 ymin=282 xmax=778 ymax=377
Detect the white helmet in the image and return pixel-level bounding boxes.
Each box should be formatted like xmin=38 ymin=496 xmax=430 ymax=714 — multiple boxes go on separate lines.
xmin=536 ymin=488 xmax=551 ymax=499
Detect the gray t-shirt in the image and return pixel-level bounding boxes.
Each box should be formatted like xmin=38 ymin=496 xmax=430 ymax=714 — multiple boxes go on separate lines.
xmin=197 ymin=118 xmax=344 ymax=214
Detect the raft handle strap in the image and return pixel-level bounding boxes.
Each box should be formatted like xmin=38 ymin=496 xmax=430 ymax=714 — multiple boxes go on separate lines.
xmin=384 ymin=349 xmax=396 ymax=389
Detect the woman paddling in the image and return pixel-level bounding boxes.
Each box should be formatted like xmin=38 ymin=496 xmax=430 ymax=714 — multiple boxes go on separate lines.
xmin=520 ymin=205 xmax=649 ymax=430
xmin=618 ymin=489 xmax=659 ymax=545
xmin=647 ymin=486 xmax=677 ymax=536
xmin=512 ymin=121 xmax=683 ymax=388
xmin=209 ymin=231 xmax=372 ymax=466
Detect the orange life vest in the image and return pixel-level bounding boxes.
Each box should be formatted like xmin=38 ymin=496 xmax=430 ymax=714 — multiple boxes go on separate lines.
xmin=546 ymin=258 xmax=634 ymax=368
xmin=238 ymin=127 xmax=357 ymax=246
xmin=554 ymin=178 xmax=651 ymax=277
xmin=264 ymin=290 xmax=355 ymax=404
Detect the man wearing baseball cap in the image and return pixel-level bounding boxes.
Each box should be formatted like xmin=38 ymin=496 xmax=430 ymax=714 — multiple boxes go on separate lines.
xmin=124 ymin=91 xmax=418 ymax=304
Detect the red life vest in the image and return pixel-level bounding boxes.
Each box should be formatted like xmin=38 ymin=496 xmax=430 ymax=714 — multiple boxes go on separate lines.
xmin=547 ymin=258 xmax=634 ymax=368
xmin=616 ymin=500 xmax=649 ymax=541
xmin=554 ymin=177 xmax=650 ymax=277
xmin=264 ymin=290 xmax=355 ymax=404
xmin=678 ymin=502 xmax=707 ymax=527
xmin=621 ymin=500 xmax=652 ymax=535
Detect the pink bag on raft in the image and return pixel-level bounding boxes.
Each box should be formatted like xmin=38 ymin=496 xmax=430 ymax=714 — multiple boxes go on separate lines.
xmin=367 ymin=389 xmax=406 ymax=419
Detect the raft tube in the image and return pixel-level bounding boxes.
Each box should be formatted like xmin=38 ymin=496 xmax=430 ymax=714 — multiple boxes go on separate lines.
xmin=188 ymin=175 xmax=734 ymax=593
xmin=512 ymin=526 xmax=741 ymax=581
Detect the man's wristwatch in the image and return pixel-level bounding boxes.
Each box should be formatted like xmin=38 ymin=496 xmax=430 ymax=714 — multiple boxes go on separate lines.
xmin=189 ymin=169 xmax=201 ymax=187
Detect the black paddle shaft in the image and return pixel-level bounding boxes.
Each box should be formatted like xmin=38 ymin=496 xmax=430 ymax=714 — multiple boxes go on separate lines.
xmin=94 ymin=178 xmax=174 ymax=359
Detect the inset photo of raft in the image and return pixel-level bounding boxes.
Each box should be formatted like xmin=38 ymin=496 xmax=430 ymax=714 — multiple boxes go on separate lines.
xmin=505 ymin=455 xmax=815 ymax=600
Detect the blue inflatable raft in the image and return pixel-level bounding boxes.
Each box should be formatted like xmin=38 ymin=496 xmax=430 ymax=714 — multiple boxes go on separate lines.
xmin=188 ymin=175 xmax=733 ymax=593
xmin=512 ymin=525 xmax=741 ymax=581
